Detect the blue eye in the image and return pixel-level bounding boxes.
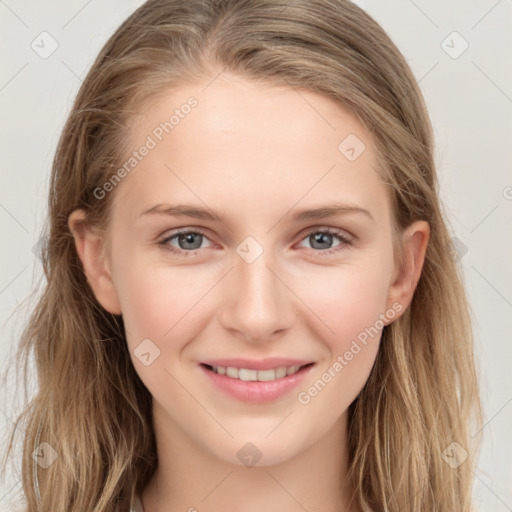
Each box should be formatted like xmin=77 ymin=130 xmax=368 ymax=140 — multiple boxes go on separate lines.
xmin=298 ymin=228 xmax=352 ymax=255
xmin=157 ymin=227 xmax=352 ymax=257
xmin=157 ymin=229 xmax=212 ymax=257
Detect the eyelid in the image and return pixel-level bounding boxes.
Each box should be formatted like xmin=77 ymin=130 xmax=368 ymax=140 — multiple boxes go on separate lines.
xmin=297 ymin=224 xmax=354 ymax=242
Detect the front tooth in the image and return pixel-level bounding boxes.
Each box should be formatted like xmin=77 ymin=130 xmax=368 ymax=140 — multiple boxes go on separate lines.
xmin=257 ymin=369 xmax=277 ymax=381
xmin=239 ymin=368 xmax=258 ymax=381
xmin=286 ymin=365 xmax=300 ymax=376
xmin=275 ymin=366 xmax=287 ymax=379
xmin=226 ymin=366 xmax=239 ymax=378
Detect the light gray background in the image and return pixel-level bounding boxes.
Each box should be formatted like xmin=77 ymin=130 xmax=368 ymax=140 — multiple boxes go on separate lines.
xmin=1 ymin=1 xmax=511 ymax=510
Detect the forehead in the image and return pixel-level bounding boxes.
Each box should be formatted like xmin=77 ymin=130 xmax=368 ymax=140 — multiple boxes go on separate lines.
xmin=129 ymin=72 xmax=373 ymax=158
xmin=111 ymin=72 xmax=389 ymax=224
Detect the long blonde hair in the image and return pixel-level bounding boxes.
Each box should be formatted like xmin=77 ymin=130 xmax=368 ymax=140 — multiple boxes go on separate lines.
xmin=2 ymin=1 xmax=482 ymax=510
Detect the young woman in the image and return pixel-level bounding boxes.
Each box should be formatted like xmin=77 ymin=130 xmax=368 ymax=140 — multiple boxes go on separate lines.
xmin=3 ymin=1 xmax=482 ymax=510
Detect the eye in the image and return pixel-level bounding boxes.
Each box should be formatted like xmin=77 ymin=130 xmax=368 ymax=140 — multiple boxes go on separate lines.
xmin=157 ymin=228 xmax=213 ymax=256
xmin=297 ymin=227 xmax=353 ymax=256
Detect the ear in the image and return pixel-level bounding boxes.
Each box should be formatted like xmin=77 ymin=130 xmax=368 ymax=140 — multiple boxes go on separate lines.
xmin=68 ymin=209 xmax=122 ymax=315
xmin=385 ymin=220 xmax=430 ymax=320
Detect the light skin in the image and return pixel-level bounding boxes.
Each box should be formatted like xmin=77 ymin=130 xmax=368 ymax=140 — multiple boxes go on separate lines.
xmin=69 ymin=71 xmax=429 ymax=511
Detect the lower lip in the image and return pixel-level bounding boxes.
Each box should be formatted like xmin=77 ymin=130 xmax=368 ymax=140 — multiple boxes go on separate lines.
xmin=199 ymin=363 xmax=314 ymax=404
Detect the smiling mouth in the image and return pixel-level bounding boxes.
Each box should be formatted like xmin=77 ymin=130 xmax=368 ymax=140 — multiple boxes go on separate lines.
xmin=201 ymin=362 xmax=314 ymax=382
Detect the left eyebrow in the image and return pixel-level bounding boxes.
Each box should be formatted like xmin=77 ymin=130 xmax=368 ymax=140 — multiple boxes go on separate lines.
xmin=138 ymin=202 xmax=375 ymax=228
xmin=290 ymin=204 xmax=374 ymax=222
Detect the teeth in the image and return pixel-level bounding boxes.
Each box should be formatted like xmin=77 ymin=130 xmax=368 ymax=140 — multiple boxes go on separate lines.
xmin=209 ymin=364 xmax=306 ymax=381
xmin=238 ymin=368 xmax=258 ymax=381
xmin=286 ymin=365 xmax=300 ymax=376
xmin=275 ymin=367 xmax=287 ymax=379
xmin=226 ymin=367 xmax=238 ymax=378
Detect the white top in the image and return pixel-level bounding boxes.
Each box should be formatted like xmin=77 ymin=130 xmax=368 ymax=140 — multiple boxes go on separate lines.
xmin=130 ymin=493 xmax=144 ymax=512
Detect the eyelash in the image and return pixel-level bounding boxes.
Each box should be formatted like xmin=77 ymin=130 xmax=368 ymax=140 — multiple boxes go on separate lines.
xmin=156 ymin=227 xmax=353 ymax=258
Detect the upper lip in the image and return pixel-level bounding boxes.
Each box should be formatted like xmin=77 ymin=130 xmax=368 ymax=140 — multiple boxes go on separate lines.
xmin=200 ymin=358 xmax=314 ymax=371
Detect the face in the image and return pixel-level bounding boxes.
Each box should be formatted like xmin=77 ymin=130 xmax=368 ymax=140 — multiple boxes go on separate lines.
xmin=71 ymin=71 xmax=427 ymax=468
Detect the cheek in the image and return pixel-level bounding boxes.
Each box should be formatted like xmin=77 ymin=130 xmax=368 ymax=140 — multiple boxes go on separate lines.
xmin=112 ymin=251 xmax=216 ymax=374
xmin=119 ymin=271 xmax=204 ymax=337
xmin=294 ymin=252 xmax=393 ymax=400
xmin=294 ymin=320 xmax=382 ymax=427
xmin=302 ymin=255 xmax=393 ymax=346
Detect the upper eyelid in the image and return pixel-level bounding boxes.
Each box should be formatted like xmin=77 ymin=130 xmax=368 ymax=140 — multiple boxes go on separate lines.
xmin=159 ymin=226 xmax=214 ymax=243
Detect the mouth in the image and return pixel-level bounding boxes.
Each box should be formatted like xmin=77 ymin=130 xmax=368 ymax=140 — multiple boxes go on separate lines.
xmin=199 ymin=361 xmax=315 ymax=403
xmin=200 ymin=362 xmax=314 ymax=382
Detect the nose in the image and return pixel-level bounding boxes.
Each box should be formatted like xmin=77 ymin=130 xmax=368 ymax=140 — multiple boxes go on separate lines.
xmin=218 ymin=246 xmax=296 ymax=343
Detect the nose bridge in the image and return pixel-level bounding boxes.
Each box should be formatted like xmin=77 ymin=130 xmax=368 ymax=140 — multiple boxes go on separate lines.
xmin=220 ymin=239 xmax=294 ymax=341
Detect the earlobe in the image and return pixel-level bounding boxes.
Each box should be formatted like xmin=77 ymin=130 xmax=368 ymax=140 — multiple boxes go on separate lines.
xmin=386 ymin=220 xmax=430 ymax=319
xmin=68 ymin=209 xmax=122 ymax=315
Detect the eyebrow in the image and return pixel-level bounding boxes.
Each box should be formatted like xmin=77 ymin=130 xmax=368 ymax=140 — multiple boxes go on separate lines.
xmin=139 ymin=203 xmax=374 ymax=228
